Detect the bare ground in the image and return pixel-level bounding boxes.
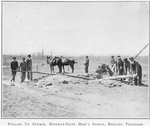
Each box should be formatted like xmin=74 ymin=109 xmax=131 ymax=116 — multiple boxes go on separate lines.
xmin=2 ymin=73 xmax=149 ymax=118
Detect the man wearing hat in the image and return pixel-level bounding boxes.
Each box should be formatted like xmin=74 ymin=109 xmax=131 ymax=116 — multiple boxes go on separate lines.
xmin=109 ymin=56 xmax=117 ymax=74
xmin=19 ymin=58 xmax=27 ymax=82
xmin=26 ymin=54 xmax=32 ymax=80
xmin=84 ymin=56 xmax=89 ymax=73
xmin=10 ymin=57 xmax=18 ymax=82
xmin=123 ymin=58 xmax=131 ymax=75
xmin=116 ymin=56 xmax=124 ymax=81
xmin=129 ymin=57 xmax=142 ymax=86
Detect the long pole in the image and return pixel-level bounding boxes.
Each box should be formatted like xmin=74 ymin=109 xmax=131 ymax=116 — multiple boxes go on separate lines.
xmin=89 ymin=74 xmax=137 ymax=82
xmin=11 ymin=70 xmax=56 ymax=75
xmin=133 ymin=43 xmax=149 ymax=59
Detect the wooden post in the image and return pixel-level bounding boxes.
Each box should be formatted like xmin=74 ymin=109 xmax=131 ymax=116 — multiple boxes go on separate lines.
xmin=36 ymin=64 xmax=38 ymax=71
xmin=133 ymin=43 xmax=149 ymax=59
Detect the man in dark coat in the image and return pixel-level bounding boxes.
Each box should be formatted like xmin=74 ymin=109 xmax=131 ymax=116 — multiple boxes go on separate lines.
xmin=84 ymin=56 xmax=89 ymax=73
xmin=19 ymin=58 xmax=27 ymax=82
xmin=129 ymin=57 xmax=142 ymax=86
xmin=10 ymin=57 xmax=18 ymax=82
xmin=116 ymin=56 xmax=124 ymax=75
xmin=123 ymin=58 xmax=131 ymax=75
xmin=116 ymin=56 xmax=124 ymax=82
xmin=26 ymin=54 xmax=32 ymax=80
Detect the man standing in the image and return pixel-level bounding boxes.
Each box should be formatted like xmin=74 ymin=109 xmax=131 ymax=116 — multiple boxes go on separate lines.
xmin=129 ymin=57 xmax=142 ymax=86
xmin=109 ymin=56 xmax=116 ymax=74
xmin=116 ymin=56 xmax=124 ymax=75
xmin=26 ymin=54 xmax=32 ymax=80
xmin=116 ymin=56 xmax=124 ymax=82
xmin=84 ymin=56 xmax=89 ymax=73
xmin=123 ymin=58 xmax=131 ymax=75
xmin=19 ymin=58 xmax=27 ymax=82
xmin=10 ymin=57 xmax=18 ymax=82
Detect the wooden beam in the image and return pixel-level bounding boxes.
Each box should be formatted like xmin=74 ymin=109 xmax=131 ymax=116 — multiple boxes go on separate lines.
xmin=12 ymin=70 xmax=94 ymax=80
xmin=11 ymin=70 xmax=56 ymax=75
xmin=12 ymin=70 xmax=137 ymax=82
xmin=63 ymin=74 xmax=95 ymax=80
xmin=133 ymin=43 xmax=149 ymax=59
xmin=89 ymin=74 xmax=137 ymax=82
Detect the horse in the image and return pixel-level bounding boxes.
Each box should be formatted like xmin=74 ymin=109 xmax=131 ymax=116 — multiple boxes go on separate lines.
xmin=61 ymin=56 xmax=77 ymax=73
xmin=46 ymin=56 xmax=77 ymax=73
xmin=46 ymin=56 xmax=62 ymax=73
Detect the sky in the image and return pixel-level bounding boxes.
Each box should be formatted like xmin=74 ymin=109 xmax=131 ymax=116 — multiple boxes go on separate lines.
xmin=2 ymin=2 xmax=149 ymax=56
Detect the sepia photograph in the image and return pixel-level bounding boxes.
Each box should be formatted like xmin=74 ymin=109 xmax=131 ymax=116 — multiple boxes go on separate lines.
xmin=1 ymin=1 xmax=149 ymax=120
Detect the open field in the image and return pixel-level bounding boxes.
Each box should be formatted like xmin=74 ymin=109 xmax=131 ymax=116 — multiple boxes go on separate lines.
xmin=2 ymin=56 xmax=149 ymax=118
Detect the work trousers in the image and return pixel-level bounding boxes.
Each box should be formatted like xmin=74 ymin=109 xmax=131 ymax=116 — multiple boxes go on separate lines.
xmin=21 ymin=72 xmax=26 ymax=82
xmin=27 ymin=67 xmax=32 ymax=80
xmin=11 ymin=71 xmax=17 ymax=82
xmin=85 ymin=66 xmax=89 ymax=73
xmin=133 ymin=67 xmax=142 ymax=86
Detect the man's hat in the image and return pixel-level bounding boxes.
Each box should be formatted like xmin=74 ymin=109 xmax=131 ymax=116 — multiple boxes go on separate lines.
xmin=117 ymin=56 xmax=121 ymax=59
xmin=129 ymin=57 xmax=134 ymax=60
xmin=23 ymin=58 xmax=25 ymax=59
xmin=124 ymin=58 xmax=127 ymax=61
xmin=13 ymin=57 xmax=16 ymax=59
xmin=129 ymin=57 xmax=134 ymax=64
xmin=111 ymin=56 xmax=114 ymax=58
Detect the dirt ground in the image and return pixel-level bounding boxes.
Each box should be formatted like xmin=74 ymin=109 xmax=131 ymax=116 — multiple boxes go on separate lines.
xmin=2 ymin=65 xmax=149 ymax=118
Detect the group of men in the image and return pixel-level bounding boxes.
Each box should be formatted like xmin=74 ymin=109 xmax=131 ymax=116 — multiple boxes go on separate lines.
xmin=11 ymin=54 xmax=142 ymax=85
xmin=84 ymin=55 xmax=142 ymax=86
xmin=10 ymin=54 xmax=32 ymax=82
xmin=109 ymin=55 xmax=142 ymax=86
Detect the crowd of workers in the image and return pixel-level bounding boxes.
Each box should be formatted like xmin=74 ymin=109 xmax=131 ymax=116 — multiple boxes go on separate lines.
xmin=84 ymin=55 xmax=142 ymax=86
xmin=10 ymin=54 xmax=142 ymax=86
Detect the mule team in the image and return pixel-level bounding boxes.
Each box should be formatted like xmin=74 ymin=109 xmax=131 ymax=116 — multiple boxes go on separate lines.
xmin=10 ymin=54 xmax=142 ymax=86
xmin=46 ymin=56 xmax=77 ymax=73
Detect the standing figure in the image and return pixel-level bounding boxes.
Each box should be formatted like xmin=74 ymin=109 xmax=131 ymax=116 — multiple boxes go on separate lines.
xmin=109 ymin=56 xmax=116 ymax=74
xmin=10 ymin=57 xmax=18 ymax=82
xmin=84 ymin=56 xmax=89 ymax=73
xmin=26 ymin=54 xmax=32 ymax=80
xmin=129 ymin=57 xmax=142 ymax=86
xmin=116 ymin=56 xmax=124 ymax=75
xmin=123 ymin=58 xmax=131 ymax=75
xmin=20 ymin=58 xmax=27 ymax=82
xmin=116 ymin=56 xmax=124 ymax=81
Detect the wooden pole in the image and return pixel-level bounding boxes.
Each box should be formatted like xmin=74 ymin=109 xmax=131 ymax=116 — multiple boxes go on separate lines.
xmin=36 ymin=64 xmax=38 ymax=71
xmin=133 ymin=43 xmax=149 ymax=59
xmin=63 ymin=74 xmax=95 ymax=80
xmin=11 ymin=70 xmax=56 ymax=75
xmin=89 ymin=74 xmax=137 ymax=82
xmin=12 ymin=71 xmax=137 ymax=81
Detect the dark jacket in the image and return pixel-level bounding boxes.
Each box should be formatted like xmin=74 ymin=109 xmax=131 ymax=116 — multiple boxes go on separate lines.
xmin=130 ymin=61 xmax=142 ymax=74
xmin=11 ymin=61 xmax=18 ymax=70
xmin=20 ymin=61 xmax=27 ymax=71
xmin=116 ymin=59 xmax=124 ymax=74
xmin=84 ymin=59 xmax=89 ymax=66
